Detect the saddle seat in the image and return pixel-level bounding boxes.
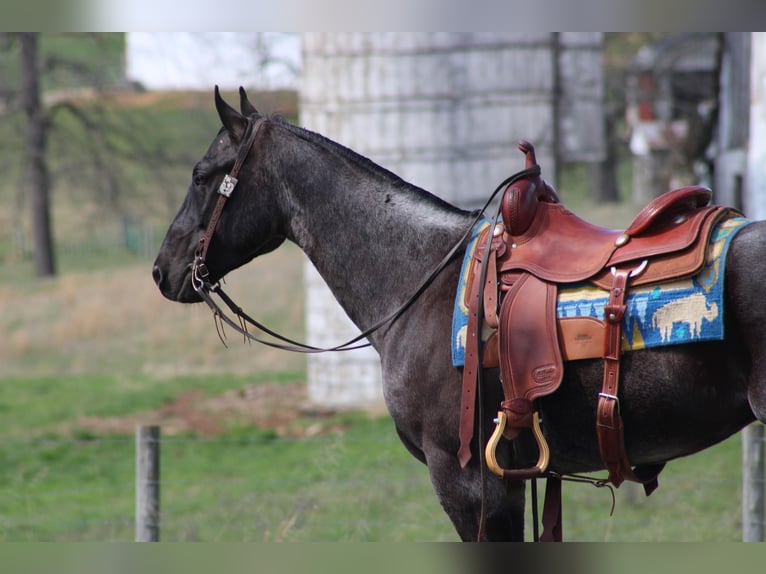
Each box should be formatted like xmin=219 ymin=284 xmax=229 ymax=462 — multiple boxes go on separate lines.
xmin=493 ymin=141 xmax=716 ymax=287
xmin=459 ymin=141 xmax=736 ymax=497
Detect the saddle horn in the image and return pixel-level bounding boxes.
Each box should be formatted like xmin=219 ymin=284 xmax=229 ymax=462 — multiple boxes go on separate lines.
xmin=500 ymin=141 xmax=560 ymax=236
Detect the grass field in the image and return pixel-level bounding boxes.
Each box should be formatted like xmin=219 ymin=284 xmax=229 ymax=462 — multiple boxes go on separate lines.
xmin=0 ymin=44 xmax=760 ymax=540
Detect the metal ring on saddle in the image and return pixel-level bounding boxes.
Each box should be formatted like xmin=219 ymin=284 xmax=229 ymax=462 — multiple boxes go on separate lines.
xmin=610 ymin=259 xmax=648 ymax=279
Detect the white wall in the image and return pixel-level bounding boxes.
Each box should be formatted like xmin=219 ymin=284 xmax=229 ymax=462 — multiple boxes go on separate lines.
xmin=746 ymin=32 xmax=766 ymax=220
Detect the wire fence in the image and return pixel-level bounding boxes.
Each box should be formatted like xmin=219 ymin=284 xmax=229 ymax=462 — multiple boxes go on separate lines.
xmin=0 ymin=429 xmax=454 ymax=542
xmin=0 ymin=427 xmax=762 ymax=542
xmin=5 ymin=216 xmax=159 ymax=263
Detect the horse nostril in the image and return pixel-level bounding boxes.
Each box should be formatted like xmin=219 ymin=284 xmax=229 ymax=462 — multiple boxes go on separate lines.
xmin=152 ymin=265 xmax=164 ymax=287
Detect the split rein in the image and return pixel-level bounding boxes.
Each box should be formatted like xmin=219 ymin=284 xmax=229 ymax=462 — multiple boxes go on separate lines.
xmin=191 ymin=115 xmax=541 ymax=354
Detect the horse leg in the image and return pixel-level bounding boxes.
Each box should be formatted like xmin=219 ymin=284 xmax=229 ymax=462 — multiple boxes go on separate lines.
xmin=423 ymin=445 xmax=526 ymax=541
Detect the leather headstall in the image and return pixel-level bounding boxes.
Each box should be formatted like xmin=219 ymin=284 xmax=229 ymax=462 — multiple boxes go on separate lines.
xmin=192 ymin=117 xmax=264 ymax=292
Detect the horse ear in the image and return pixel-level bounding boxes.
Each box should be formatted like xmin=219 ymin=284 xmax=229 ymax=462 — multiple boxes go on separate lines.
xmin=214 ymin=85 xmax=247 ymax=142
xmin=239 ymin=86 xmax=258 ymax=116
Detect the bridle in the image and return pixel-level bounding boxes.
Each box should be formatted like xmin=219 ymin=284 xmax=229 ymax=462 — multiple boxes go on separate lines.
xmin=190 ymin=115 xmax=540 ymax=354
xmin=192 ymin=118 xmax=263 ymax=294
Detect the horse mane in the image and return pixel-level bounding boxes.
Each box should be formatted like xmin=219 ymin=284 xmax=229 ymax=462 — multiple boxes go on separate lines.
xmin=267 ymin=115 xmax=402 ymax=185
xmin=267 ymin=114 xmax=468 ymax=215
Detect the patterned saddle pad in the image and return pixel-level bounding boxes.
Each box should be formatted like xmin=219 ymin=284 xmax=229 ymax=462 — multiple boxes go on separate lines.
xmin=452 ymin=216 xmax=751 ymax=367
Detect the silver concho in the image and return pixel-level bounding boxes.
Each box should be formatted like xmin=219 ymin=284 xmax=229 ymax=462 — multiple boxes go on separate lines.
xmin=218 ymin=174 xmax=238 ymax=197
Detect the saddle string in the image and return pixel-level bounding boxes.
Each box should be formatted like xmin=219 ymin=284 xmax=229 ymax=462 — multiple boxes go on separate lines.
xmin=549 ymin=472 xmax=617 ymax=516
xmin=192 ymin=120 xmax=542 ymax=353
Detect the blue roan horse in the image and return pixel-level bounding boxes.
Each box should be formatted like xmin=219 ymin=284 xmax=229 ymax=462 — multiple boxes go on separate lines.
xmin=153 ymin=87 xmax=766 ymax=541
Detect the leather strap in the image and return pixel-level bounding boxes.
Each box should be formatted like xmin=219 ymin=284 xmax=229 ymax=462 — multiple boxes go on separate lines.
xmin=196 ymin=118 xmax=263 ymax=265
xmin=483 ymin=247 xmax=499 ymax=329
xmin=458 ymin=230 xmax=493 ymax=467
xmin=540 ymin=476 xmax=563 ymax=542
xmin=596 ymin=268 xmax=663 ymax=493
xmin=196 ymin=193 xmax=228 ymax=265
xmin=596 ymin=268 xmax=630 ymax=486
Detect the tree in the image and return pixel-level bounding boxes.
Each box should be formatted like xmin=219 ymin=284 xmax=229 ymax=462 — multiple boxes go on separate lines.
xmin=0 ymin=33 xmax=184 ymax=277
xmin=18 ymin=33 xmax=56 ymax=277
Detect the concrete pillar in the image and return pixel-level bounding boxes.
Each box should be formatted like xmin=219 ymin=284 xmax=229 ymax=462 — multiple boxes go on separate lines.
xmin=745 ymin=32 xmax=766 ymax=220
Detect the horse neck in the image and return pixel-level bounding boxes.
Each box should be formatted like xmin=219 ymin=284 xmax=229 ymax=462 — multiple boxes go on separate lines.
xmin=271 ymin=125 xmax=472 ymax=337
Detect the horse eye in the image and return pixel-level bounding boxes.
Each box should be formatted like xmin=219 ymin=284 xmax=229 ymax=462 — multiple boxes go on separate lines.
xmin=193 ymin=172 xmax=206 ymax=187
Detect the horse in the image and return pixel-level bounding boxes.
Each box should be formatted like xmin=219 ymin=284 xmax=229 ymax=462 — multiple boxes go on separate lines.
xmin=152 ymin=87 xmax=766 ymax=541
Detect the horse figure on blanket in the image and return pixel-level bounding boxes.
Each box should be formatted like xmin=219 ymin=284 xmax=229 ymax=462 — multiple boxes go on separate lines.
xmin=153 ymin=87 xmax=766 ymax=541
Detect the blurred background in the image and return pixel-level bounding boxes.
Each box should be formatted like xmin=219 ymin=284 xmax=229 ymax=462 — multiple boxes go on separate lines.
xmin=0 ymin=32 xmax=762 ymax=541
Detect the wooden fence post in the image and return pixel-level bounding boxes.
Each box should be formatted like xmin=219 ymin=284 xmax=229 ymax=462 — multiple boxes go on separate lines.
xmin=742 ymin=422 xmax=764 ymax=542
xmin=135 ymin=425 xmax=160 ymax=542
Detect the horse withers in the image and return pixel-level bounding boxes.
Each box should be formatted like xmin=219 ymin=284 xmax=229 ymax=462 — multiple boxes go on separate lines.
xmin=153 ymin=87 xmax=766 ymax=541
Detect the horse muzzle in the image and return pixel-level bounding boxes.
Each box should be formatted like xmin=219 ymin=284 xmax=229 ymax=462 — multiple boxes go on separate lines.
xmin=152 ymin=262 xmax=203 ymax=303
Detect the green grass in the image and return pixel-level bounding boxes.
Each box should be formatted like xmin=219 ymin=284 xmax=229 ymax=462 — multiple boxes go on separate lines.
xmin=558 ymin=435 xmax=744 ymax=541
xmin=0 ymin=376 xmax=747 ymax=542
xmin=0 ymin=399 xmax=455 ymax=542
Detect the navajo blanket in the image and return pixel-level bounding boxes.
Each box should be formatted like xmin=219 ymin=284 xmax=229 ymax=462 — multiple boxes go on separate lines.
xmin=452 ymin=216 xmax=751 ymax=367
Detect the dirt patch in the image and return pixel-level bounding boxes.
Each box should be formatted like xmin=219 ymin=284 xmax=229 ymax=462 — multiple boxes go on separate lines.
xmin=73 ymin=382 xmax=345 ymax=439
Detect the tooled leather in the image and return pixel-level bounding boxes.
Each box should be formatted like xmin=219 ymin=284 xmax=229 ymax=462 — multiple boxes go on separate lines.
xmin=498 ymin=275 xmax=563 ymax=435
xmin=625 ymin=185 xmax=712 ymax=236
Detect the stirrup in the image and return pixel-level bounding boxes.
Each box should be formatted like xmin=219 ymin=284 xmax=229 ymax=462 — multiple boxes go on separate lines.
xmin=485 ymin=411 xmax=550 ymax=479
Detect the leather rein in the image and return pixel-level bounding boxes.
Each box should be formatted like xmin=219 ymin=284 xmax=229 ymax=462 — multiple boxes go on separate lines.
xmin=191 ymin=115 xmax=539 ymax=354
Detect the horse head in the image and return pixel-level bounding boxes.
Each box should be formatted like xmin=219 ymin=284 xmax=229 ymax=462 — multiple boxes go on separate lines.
xmin=153 ymin=87 xmax=286 ymax=303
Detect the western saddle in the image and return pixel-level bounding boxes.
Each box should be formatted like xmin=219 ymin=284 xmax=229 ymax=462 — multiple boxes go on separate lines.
xmin=458 ymin=141 xmax=736 ymax=533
